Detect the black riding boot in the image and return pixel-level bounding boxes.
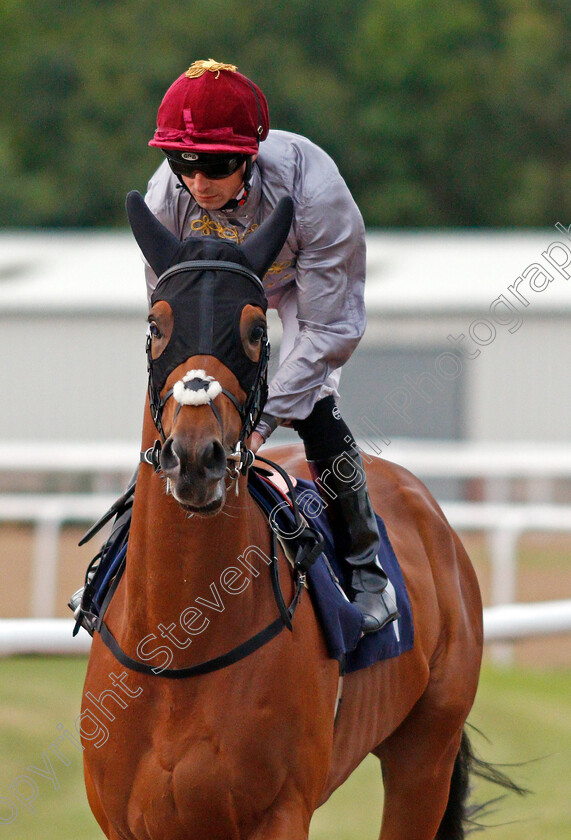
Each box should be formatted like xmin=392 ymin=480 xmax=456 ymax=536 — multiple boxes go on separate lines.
xmin=309 ymin=449 xmax=399 ymax=634
xmin=292 ymin=396 xmax=399 ymax=634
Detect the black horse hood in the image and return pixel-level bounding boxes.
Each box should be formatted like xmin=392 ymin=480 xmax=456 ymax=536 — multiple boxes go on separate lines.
xmin=125 ymin=190 xmax=293 ymax=397
xmin=148 ymin=248 xmax=269 ymax=396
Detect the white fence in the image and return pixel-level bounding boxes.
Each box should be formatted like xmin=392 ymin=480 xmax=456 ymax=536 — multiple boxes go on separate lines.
xmin=1 ymin=441 xmax=570 ymax=654
xmin=381 ymin=438 xmax=571 ymax=503
xmin=0 ymin=441 xmax=137 ymax=476
xmin=442 ymin=502 xmax=571 ymax=608
xmin=2 ymin=600 xmax=571 ymax=657
xmin=0 ymin=493 xmax=116 ymax=618
xmin=5 ymin=439 xmax=571 ymax=497
xmin=3 ymin=493 xmax=570 ymax=621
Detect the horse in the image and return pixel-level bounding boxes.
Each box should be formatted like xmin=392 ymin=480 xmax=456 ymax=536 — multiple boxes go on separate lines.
xmin=80 ymin=191 xmax=491 ymax=840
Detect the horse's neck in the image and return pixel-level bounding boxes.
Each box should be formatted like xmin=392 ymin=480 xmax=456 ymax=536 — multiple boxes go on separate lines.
xmin=118 ymin=464 xmax=271 ymax=641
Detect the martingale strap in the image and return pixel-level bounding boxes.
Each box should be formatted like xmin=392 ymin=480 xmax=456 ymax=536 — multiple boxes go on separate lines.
xmin=95 ymin=528 xmax=306 ymax=679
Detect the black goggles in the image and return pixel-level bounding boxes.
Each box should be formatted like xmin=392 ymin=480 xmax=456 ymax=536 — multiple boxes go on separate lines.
xmin=165 ymin=152 xmax=248 ymax=180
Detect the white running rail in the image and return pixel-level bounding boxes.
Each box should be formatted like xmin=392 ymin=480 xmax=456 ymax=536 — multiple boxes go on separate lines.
xmin=1 ymin=441 xmax=570 ymax=628
xmin=2 ymin=601 xmax=571 ymax=657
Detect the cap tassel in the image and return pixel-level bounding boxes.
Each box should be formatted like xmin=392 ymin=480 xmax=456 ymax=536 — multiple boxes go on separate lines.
xmin=185 ymin=59 xmax=238 ymax=79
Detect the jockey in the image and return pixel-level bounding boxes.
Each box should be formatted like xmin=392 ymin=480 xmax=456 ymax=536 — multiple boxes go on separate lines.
xmin=144 ymin=59 xmax=398 ymax=634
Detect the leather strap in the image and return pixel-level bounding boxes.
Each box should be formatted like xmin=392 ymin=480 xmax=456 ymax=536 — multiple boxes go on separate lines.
xmin=97 ymin=569 xmax=305 ymax=679
xmin=155 ymin=260 xmax=263 ymax=294
xmin=99 ymin=612 xmax=286 ymax=679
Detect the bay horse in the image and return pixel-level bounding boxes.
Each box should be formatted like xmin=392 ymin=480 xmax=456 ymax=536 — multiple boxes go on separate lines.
xmin=81 ymin=192 xmax=488 ymax=840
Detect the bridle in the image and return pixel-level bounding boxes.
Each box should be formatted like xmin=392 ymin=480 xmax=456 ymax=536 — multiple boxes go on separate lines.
xmin=82 ymin=262 xmax=324 ymax=680
xmin=141 ymin=259 xmax=270 ymax=478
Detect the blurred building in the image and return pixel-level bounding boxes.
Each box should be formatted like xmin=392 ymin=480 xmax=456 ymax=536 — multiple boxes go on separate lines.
xmin=1 ymin=227 xmax=570 ymax=445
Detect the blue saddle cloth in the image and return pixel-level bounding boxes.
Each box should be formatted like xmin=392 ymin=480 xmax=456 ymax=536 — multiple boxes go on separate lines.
xmin=249 ymin=473 xmax=414 ymax=674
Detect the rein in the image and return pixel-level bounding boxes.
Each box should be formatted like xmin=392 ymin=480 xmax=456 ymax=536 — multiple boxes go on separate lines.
xmin=92 ymin=395 xmax=315 ymax=680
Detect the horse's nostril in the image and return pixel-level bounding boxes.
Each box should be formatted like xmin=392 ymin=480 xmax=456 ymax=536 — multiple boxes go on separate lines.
xmin=160 ymin=437 xmax=180 ymax=473
xmin=201 ymin=440 xmax=227 ymax=480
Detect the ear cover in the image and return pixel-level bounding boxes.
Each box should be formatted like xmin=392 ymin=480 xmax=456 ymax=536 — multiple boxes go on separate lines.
xmin=126 ymin=190 xmax=294 ymax=282
xmin=125 ymin=190 xmax=182 ymax=278
xmin=240 ymin=196 xmax=294 ymax=278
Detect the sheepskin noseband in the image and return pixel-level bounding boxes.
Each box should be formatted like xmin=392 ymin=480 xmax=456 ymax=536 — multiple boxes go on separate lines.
xmin=172 ymin=370 xmax=223 ymax=406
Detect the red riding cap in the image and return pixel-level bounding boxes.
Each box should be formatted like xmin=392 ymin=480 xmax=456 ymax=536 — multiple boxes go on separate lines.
xmin=149 ymin=59 xmax=270 ymax=156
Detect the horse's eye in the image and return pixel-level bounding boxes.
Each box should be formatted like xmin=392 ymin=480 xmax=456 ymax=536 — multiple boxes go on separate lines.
xmin=250 ymin=324 xmax=265 ymax=343
xmin=149 ymin=321 xmax=162 ymax=339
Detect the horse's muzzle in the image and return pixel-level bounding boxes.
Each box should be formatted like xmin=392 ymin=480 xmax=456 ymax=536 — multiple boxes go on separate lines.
xmin=160 ymin=436 xmax=227 ymax=513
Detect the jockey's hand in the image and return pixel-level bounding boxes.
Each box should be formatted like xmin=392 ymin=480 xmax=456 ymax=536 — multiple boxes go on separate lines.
xmin=250 ymin=432 xmax=264 ymax=454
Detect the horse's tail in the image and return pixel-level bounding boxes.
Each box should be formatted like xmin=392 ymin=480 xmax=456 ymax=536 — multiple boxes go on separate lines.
xmin=436 ymin=727 xmax=528 ymax=839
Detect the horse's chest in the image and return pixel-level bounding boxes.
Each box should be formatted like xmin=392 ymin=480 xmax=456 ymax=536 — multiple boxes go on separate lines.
xmin=91 ymin=732 xmax=246 ymax=839
xmin=134 ymin=742 xmax=242 ymax=833
xmin=87 ymin=694 xmax=285 ymax=839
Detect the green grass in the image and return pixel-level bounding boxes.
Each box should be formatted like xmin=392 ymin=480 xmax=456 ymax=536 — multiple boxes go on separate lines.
xmin=0 ymin=657 xmax=570 ymax=838
xmin=466 ymin=665 xmax=571 ymax=839
xmin=0 ymin=657 xmax=100 ymax=838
